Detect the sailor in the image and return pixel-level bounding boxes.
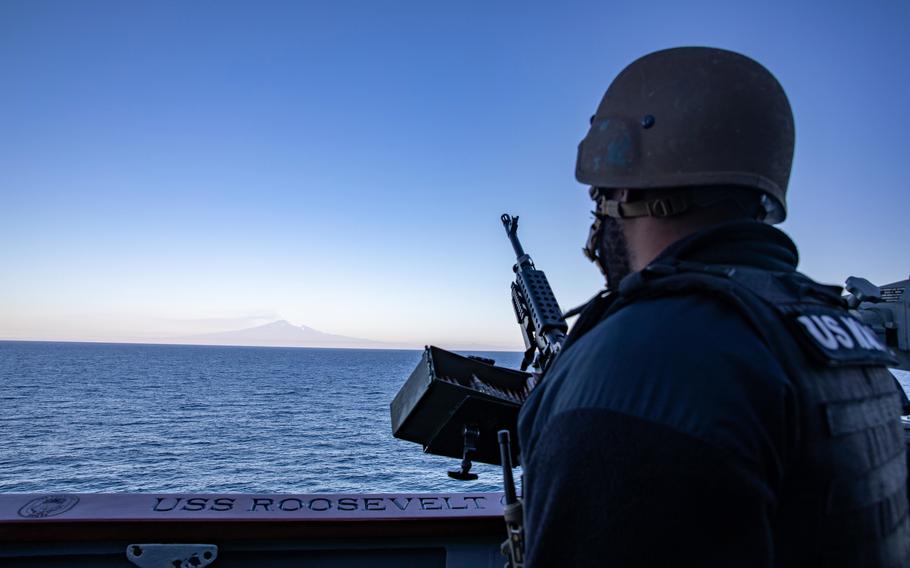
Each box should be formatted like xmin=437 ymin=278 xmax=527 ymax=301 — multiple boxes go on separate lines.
xmin=517 ymin=47 xmax=908 ymax=566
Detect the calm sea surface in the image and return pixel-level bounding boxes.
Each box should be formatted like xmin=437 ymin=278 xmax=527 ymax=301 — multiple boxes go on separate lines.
xmin=0 ymin=341 xmax=522 ymax=493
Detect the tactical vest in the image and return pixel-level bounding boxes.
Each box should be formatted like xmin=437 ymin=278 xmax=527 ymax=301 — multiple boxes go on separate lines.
xmin=577 ymin=261 xmax=909 ymax=567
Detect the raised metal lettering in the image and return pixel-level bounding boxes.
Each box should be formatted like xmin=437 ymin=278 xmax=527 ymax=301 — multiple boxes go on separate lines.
xmin=249 ymin=498 xmax=273 ymax=512
xmin=308 ymin=498 xmax=332 ymax=511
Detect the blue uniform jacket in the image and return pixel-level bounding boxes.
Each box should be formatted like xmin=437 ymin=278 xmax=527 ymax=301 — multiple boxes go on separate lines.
xmin=518 ymin=222 xmax=803 ymax=566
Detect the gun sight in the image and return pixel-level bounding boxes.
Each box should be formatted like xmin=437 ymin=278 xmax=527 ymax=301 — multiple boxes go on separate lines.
xmin=501 ymin=213 xmax=528 ymax=265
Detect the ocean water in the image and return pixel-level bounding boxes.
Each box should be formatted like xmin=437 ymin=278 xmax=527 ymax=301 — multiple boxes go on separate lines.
xmin=0 ymin=341 xmax=522 ymax=493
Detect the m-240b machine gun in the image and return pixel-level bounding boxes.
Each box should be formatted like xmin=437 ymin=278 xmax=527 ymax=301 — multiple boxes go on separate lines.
xmin=501 ymin=214 xmax=568 ymax=376
xmin=390 ymin=214 xmax=567 ymax=481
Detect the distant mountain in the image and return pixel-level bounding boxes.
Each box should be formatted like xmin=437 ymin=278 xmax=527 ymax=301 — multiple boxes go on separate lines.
xmin=175 ymin=320 xmax=401 ymax=349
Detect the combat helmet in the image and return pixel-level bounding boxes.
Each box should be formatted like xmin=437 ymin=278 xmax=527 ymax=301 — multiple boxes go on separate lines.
xmin=576 ymin=47 xmax=794 ymax=223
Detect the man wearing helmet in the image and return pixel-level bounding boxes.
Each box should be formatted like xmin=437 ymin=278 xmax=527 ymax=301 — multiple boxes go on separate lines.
xmin=517 ymin=48 xmax=908 ymax=566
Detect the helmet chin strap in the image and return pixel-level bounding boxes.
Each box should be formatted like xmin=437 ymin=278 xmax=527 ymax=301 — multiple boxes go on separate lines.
xmin=583 ymin=209 xmax=607 ymax=275
xmin=584 ymin=190 xmax=635 ymax=289
xmin=600 ymin=193 xmax=692 ymax=219
xmin=583 ymin=185 xmax=771 ymax=286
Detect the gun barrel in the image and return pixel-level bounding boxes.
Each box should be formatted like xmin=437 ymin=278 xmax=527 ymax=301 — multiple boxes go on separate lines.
xmin=501 ymin=214 xmax=527 ymax=261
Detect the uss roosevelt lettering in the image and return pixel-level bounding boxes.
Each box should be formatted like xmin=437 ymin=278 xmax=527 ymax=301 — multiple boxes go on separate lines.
xmin=151 ymin=496 xmax=487 ymax=513
xmin=153 ymin=497 xmax=235 ymax=512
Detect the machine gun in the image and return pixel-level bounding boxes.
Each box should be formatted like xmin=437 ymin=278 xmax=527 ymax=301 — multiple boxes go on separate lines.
xmin=390 ymin=214 xmax=567 ymax=480
xmin=846 ymin=275 xmax=910 ymax=372
xmin=845 ymin=275 xmax=910 ymax=415
xmin=501 ymin=214 xmax=568 ymax=375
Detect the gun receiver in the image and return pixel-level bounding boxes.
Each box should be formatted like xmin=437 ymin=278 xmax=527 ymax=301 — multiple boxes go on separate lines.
xmin=501 ymin=214 xmax=568 ymax=373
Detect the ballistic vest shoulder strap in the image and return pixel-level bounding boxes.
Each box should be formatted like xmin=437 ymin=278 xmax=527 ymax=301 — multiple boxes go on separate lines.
xmin=616 ymin=262 xmax=899 ymax=369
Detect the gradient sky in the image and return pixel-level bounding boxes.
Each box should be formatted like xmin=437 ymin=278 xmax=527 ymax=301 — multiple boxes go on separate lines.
xmin=1 ymin=0 xmax=908 ymax=348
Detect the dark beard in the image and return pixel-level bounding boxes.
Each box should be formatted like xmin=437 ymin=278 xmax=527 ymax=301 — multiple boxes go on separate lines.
xmin=597 ymin=216 xmax=632 ymax=290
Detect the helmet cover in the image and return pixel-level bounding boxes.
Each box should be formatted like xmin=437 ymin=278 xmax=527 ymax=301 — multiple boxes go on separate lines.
xmin=576 ymin=47 xmax=794 ymax=223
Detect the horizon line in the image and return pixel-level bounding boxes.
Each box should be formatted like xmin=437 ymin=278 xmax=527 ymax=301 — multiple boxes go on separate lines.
xmin=0 ymin=338 xmax=525 ymax=354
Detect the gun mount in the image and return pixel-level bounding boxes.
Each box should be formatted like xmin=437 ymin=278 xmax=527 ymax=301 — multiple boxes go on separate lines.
xmin=847 ymin=275 xmax=910 ymax=371
xmin=390 ymin=346 xmax=530 ymax=478
xmin=390 ymin=214 xmax=567 ymax=480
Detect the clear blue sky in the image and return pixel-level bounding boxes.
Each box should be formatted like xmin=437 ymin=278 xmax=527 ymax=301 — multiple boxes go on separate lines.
xmin=1 ymin=0 xmax=908 ymax=347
